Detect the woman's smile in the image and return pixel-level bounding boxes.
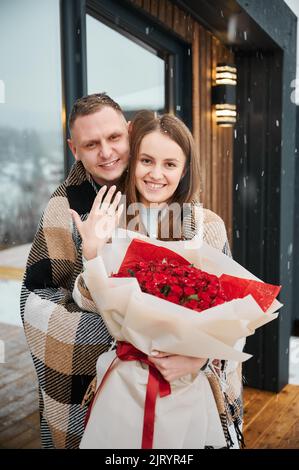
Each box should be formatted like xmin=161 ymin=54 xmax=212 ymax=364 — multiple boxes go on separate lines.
xmin=143 ymin=180 xmax=167 ymax=191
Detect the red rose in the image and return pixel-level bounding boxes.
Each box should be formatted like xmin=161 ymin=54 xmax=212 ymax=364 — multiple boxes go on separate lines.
xmin=184 ymin=287 xmax=196 ymax=296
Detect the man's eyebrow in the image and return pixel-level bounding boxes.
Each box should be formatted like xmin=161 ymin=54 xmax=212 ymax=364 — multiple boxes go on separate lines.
xmin=80 ymin=130 xmax=124 ymax=146
xmin=81 ymin=139 xmax=98 ymax=146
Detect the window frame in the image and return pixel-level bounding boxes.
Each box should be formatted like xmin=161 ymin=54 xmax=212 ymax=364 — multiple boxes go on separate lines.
xmin=61 ymin=0 xmax=192 ymax=174
xmin=87 ymin=0 xmax=192 ymax=125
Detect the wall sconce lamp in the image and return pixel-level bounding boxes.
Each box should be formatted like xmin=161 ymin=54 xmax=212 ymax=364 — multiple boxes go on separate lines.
xmin=212 ymin=64 xmax=237 ymax=127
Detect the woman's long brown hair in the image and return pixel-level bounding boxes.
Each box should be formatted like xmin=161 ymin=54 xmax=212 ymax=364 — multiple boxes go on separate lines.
xmin=122 ymin=110 xmax=201 ymax=240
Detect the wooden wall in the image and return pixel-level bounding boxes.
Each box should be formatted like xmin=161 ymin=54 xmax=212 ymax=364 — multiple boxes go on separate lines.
xmin=129 ymin=0 xmax=234 ymax=244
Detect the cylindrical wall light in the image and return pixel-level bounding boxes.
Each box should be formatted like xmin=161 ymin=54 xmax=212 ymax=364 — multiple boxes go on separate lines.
xmin=212 ymin=64 xmax=237 ymax=127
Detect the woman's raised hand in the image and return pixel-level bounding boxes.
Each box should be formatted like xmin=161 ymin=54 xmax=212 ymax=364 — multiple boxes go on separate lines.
xmin=69 ymin=185 xmax=124 ymax=260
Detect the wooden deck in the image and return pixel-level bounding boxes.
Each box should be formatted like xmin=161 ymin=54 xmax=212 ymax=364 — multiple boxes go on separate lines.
xmin=243 ymin=383 xmax=299 ymax=448
xmin=0 ymin=322 xmax=298 ymax=449
xmin=0 ymin=323 xmax=41 ymax=449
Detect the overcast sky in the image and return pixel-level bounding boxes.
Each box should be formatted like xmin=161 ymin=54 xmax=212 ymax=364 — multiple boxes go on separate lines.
xmin=0 ymin=0 xmax=63 ymax=131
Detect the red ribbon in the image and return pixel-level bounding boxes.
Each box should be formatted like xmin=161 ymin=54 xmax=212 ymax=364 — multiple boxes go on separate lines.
xmin=116 ymin=341 xmax=171 ymax=449
xmin=84 ymin=341 xmax=171 ymax=449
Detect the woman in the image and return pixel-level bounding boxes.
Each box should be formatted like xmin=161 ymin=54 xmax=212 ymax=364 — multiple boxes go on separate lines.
xmin=71 ymin=111 xmax=244 ymax=448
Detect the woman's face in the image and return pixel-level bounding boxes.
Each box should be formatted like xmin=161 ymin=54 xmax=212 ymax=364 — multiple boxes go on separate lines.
xmin=135 ymin=130 xmax=186 ymax=207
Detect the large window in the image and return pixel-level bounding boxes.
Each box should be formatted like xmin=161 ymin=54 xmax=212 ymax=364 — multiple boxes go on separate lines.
xmin=0 ymin=0 xmax=64 ymax=248
xmin=87 ymin=14 xmax=165 ymax=118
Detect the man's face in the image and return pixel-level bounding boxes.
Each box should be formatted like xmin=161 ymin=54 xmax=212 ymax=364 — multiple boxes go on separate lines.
xmin=68 ymin=106 xmax=130 ymax=186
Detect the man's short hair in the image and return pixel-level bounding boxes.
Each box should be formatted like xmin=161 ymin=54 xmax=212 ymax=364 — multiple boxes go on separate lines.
xmin=68 ymin=92 xmax=123 ymax=132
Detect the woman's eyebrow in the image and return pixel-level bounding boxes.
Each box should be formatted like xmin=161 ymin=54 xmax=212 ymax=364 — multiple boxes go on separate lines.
xmin=139 ymin=153 xmax=179 ymax=162
xmin=139 ymin=153 xmax=154 ymax=158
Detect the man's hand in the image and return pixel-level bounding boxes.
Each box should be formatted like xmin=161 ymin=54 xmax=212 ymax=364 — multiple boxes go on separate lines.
xmin=69 ymin=185 xmax=124 ymax=260
xmin=148 ymin=351 xmax=208 ymax=382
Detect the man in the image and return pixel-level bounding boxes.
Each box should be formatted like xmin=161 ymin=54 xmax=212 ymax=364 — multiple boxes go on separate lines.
xmin=20 ymin=93 xmax=130 ymax=448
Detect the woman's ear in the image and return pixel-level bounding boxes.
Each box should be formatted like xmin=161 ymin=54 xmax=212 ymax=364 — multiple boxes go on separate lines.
xmin=181 ymin=167 xmax=187 ymax=180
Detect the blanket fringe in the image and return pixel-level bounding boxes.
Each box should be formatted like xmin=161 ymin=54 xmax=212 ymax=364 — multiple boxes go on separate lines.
xmin=234 ymin=420 xmax=246 ymax=448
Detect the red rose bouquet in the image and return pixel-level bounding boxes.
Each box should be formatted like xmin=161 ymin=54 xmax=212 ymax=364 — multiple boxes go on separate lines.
xmin=112 ymin=238 xmax=281 ymax=316
xmin=114 ymin=259 xmax=227 ymax=311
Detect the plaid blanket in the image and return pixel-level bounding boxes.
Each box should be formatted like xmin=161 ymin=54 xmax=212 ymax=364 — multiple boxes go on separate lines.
xmin=20 ymin=160 xmax=243 ymax=448
xmin=20 ymin=161 xmax=113 ymax=448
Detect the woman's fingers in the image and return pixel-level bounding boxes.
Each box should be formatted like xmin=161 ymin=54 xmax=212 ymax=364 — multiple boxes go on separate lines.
xmin=90 ymin=185 xmax=107 ymax=216
xmin=150 ymin=351 xmax=170 ymax=358
xmin=100 ymin=185 xmax=118 ymax=213
xmin=91 ymin=186 xmax=123 ymax=220
xmin=116 ymin=204 xmax=124 ymax=224
xmin=148 ymin=355 xmax=209 ymax=382
xmin=110 ymin=191 xmax=122 ymax=212
xmin=69 ymin=209 xmax=82 ymax=235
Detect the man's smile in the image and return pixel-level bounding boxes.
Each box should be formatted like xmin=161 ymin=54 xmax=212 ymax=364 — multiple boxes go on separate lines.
xmin=98 ymin=159 xmax=120 ymax=169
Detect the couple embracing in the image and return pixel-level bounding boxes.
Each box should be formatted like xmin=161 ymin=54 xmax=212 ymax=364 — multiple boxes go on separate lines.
xmin=21 ymin=93 xmax=243 ymax=449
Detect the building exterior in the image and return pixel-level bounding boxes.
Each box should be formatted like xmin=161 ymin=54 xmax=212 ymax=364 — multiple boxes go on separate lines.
xmin=0 ymin=0 xmax=297 ymax=391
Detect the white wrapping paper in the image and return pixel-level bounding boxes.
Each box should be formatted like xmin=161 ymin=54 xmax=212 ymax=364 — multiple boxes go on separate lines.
xmin=82 ymin=229 xmax=281 ymax=362
xmin=77 ymin=230 xmax=281 ymax=449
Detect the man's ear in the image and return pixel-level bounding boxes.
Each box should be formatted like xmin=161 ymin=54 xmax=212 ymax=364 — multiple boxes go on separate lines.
xmin=127 ymin=120 xmax=132 ymax=135
xmin=67 ymin=138 xmax=79 ymax=161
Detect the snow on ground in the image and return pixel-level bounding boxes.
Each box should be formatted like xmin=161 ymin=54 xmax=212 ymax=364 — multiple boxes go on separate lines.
xmin=0 ymin=243 xmax=31 ymax=268
xmin=289 ymin=336 xmax=299 ymax=385
xmin=0 ymin=279 xmax=23 ymax=327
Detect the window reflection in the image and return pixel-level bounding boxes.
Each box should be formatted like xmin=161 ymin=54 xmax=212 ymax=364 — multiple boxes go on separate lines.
xmin=87 ymin=14 xmax=165 ymax=119
xmin=0 ymin=0 xmax=64 ymax=248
